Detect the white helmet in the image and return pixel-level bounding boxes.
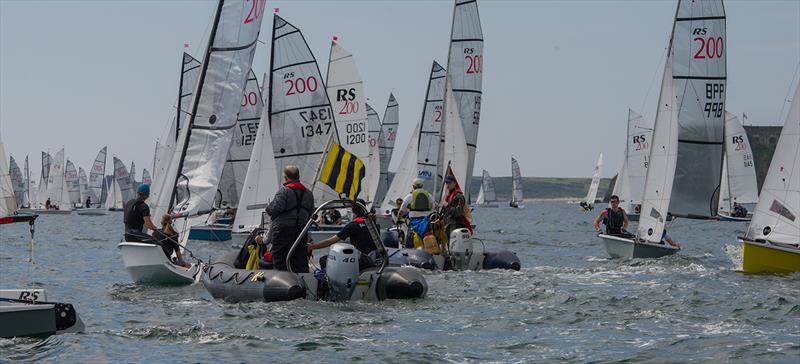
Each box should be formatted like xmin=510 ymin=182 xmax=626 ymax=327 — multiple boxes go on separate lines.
xmin=412 ymin=178 xmax=424 ymax=188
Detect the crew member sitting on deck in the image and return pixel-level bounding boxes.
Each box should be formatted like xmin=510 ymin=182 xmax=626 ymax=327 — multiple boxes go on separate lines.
xmin=593 ymin=195 xmax=631 ymax=237
xmin=123 ymin=184 xmax=158 ymax=242
xmin=661 ymin=229 xmax=681 ymax=248
xmin=308 ymin=199 xmax=378 ymax=271
xmin=399 ymin=179 xmax=434 ymax=248
xmin=151 ymin=214 xmax=190 ymax=267
xmin=732 ymin=202 xmax=748 ymax=218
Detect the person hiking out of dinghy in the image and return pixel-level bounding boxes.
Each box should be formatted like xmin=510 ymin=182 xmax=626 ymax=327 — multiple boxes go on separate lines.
xmin=256 ymin=165 xmax=314 ymax=273
xmin=123 ymin=184 xmax=158 ymax=242
xmin=442 ymin=175 xmax=473 ymax=237
xmin=661 ymin=229 xmax=680 ymax=248
xmin=151 ymin=214 xmax=190 ymax=268
xmin=308 ymin=199 xmax=378 ymax=270
xmin=593 ymin=195 xmax=630 ymax=236
xmin=399 ymin=179 xmax=434 ymax=248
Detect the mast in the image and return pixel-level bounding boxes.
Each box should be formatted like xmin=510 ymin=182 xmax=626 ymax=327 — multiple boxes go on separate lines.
xmin=168 ymin=0 xmax=224 ymax=212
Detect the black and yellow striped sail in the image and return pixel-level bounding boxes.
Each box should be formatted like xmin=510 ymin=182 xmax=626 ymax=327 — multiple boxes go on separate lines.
xmin=319 ymin=142 xmax=365 ymax=200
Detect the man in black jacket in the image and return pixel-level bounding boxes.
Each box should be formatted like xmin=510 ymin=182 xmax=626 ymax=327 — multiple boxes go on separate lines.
xmin=259 ymin=165 xmax=315 ymax=272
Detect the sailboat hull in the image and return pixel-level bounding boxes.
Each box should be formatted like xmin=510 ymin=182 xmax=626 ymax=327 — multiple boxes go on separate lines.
xmin=599 ymin=234 xmax=679 ymax=259
xmin=718 ymin=213 xmax=751 ymax=222
xmin=188 ymin=224 xmax=232 ymax=242
xmin=741 ymin=239 xmax=800 ymax=274
xmin=30 ymin=208 xmax=72 ymax=215
xmin=117 ymin=242 xmax=202 ymax=285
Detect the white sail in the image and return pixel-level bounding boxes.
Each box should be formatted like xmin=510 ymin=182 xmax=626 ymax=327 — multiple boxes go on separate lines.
xmin=153 ymin=0 xmax=264 ymax=225
xmin=475 ymin=185 xmax=485 ymax=204
xmin=65 ymin=160 xmax=81 ymax=207
xmin=105 ymin=177 xmax=123 ymax=210
xmin=78 ymin=167 xmax=89 ymax=205
xmin=584 ymin=153 xmax=603 ymax=206
xmin=325 ymin=41 xmax=370 ymax=202
xmin=376 ymin=93 xmax=400 ymax=204
xmin=23 ymin=155 xmax=31 ymax=207
xmin=668 ymin=0 xmax=727 ymax=219
xmin=219 ymin=69 xmax=264 ymax=208
xmin=511 ymin=157 xmax=523 ymax=204
xmin=8 ymin=156 xmax=24 ymax=207
xmin=141 ymin=169 xmax=152 ymax=185
xmin=153 ymin=53 xmax=201 ymax=189
xmin=746 ymin=81 xmax=799 ymax=244
xmin=365 ymin=103 xmax=382 ymax=206
xmin=36 ymin=152 xmax=51 ymax=208
xmin=613 ymin=109 xmax=652 ymax=213
xmin=379 ymin=123 xmax=421 ymax=215
xmin=482 ymin=169 xmax=497 ymax=202
xmin=268 ymin=15 xmax=335 ymax=200
xmin=233 ymin=93 xmax=280 ymax=234
xmin=440 ymin=84 xmax=468 ymax=198
xmin=719 ymin=154 xmax=730 ymax=214
xmin=445 ymin=0 xmax=484 ymax=199
xmin=46 ymin=149 xmax=66 ymax=208
xmin=113 ymin=157 xmax=134 ymax=203
xmin=720 ymin=112 xmax=758 ymax=212
xmin=88 ymin=146 xmax=107 ymax=204
xmin=0 ymin=135 xmax=16 ymax=216
xmin=416 ymin=62 xmax=447 ymax=194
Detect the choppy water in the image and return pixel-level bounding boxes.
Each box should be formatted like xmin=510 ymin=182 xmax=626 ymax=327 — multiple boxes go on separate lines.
xmin=1 ymin=202 xmax=798 ymax=363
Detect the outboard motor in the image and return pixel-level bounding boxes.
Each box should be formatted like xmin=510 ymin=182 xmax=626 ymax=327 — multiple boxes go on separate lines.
xmin=325 ymin=243 xmax=360 ymax=301
xmin=447 ymin=228 xmax=473 ymax=271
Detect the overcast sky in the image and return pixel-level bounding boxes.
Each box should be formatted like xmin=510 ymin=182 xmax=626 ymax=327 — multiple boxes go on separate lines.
xmin=1 ymin=0 xmax=798 ymax=179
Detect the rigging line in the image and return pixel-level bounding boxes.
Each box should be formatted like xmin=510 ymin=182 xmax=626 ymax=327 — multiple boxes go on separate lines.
xmin=640 ymin=41 xmax=670 ymax=120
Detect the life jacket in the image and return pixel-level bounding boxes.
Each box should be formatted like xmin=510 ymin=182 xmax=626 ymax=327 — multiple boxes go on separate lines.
xmin=409 ymin=188 xmax=432 ymax=211
xmin=604 ymin=207 xmax=624 ymax=232
xmin=285 ymin=181 xmax=310 ymax=227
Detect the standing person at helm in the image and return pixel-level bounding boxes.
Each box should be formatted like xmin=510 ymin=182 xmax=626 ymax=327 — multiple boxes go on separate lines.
xmin=593 ymin=195 xmax=630 ymax=236
xmin=399 ymin=178 xmax=434 ymax=247
xmin=258 ymin=165 xmax=314 ymax=273
xmin=123 ymin=184 xmax=158 ymax=242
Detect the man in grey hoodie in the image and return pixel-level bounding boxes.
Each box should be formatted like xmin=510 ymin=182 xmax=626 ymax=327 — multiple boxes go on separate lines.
xmin=261 ymin=165 xmax=315 ymax=272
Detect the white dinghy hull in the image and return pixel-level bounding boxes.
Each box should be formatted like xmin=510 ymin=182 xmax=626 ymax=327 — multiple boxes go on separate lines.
xmin=599 ymin=234 xmax=679 ymax=259
xmin=117 ymin=242 xmax=201 ymax=285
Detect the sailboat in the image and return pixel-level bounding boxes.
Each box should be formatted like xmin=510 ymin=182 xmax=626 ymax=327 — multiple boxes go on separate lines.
xmin=104 ymin=177 xmax=123 ymax=211
xmin=0 ymin=134 xmax=84 ymax=338
xmin=64 ymin=160 xmax=81 ymax=209
xmin=718 ymin=112 xmax=758 ymax=221
xmin=8 ymin=156 xmax=25 ymax=209
xmin=374 ymin=94 xmax=399 ymax=209
xmin=612 ymin=110 xmax=652 ymax=221
xmin=510 ymin=157 xmax=524 ymax=208
xmin=738 ymin=81 xmax=799 ymax=273
xmin=599 ymin=0 xmax=726 ymax=259
xmin=365 ymin=103 xmax=382 ymax=208
xmin=474 ymin=169 xmax=498 ymax=208
xmin=119 ymin=0 xmax=264 ymax=285
xmin=580 ymin=153 xmax=603 ymax=211
xmin=34 ymin=148 xmax=72 ymax=214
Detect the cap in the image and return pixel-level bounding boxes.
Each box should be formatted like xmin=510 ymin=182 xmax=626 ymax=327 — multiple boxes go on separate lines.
xmin=444 ymin=175 xmax=456 ymax=183
xmin=137 ymin=184 xmax=150 ymax=195
xmin=412 ymin=178 xmax=424 ymax=188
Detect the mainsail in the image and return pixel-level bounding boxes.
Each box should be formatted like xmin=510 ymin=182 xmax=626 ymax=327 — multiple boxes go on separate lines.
xmin=612 ymin=109 xmax=652 ymax=213
xmin=478 ymin=169 xmax=496 ymax=204
xmin=78 ymin=167 xmax=89 ymax=205
xmin=324 ymin=41 xmax=370 ymax=202
xmin=37 ymin=152 xmax=51 ymax=208
xmin=636 ymin=0 xmax=725 ymax=242
xmin=141 ymin=169 xmax=152 ymax=185
xmin=46 ymin=148 xmax=66 ymax=208
xmin=105 ymin=177 xmax=123 ymax=210
xmin=379 ymin=123 xmax=421 ymax=214
xmin=416 ymin=62 xmax=447 ymax=194
xmin=153 ymin=0 xmax=264 ymax=225
xmin=113 ymin=157 xmax=135 ymax=203
xmin=130 ymin=161 xmax=137 ymax=187
xmin=718 ymin=112 xmax=758 ymax=214
xmin=268 ymin=15 xmax=335 ymax=196
xmin=511 ymin=157 xmax=523 ymax=205
xmin=440 ymin=84 xmax=468 ymax=194
xmin=584 ymin=153 xmax=603 ymax=206
xmin=218 ymin=69 xmax=264 ymax=208
xmin=366 ymin=103 xmax=382 ymax=205
xmin=8 ymin=156 xmax=24 ymax=207
xmin=88 ymin=146 xmax=107 ymax=205
xmin=444 ymin=0 xmax=484 ymax=198
xmin=667 ymin=0 xmax=727 ymax=219
xmin=745 ymin=81 xmax=799 ymax=243
xmin=0 ymin=135 xmax=16 ymax=216
xmin=65 ymin=160 xmax=81 ymax=207
xmin=376 ymin=93 xmax=400 ymax=204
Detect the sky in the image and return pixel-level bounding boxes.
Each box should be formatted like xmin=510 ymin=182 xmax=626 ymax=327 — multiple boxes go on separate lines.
xmin=1 ymin=0 xmax=798 ymax=180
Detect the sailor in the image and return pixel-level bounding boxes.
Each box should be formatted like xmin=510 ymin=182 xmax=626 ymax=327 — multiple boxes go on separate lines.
xmin=580 ymin=201 xmax=593 ymax=211
xmin=151 ymin=214 xmax=190 ymax=267
xmin=123 ymin=184 xmax=158 ymax=242
xmin=593 ymin=195 xmax=630 ymax=236
xmin=390 ymin=198 xmax=404 ymax=221
xmin=732 ymin=202 xmax=748 ymax=218
xmin=661 ymin=229 xmax=681 ymax=248
xmin=441 ymin=175 xmax=473 ymax=237
xmin=45 ymin=197 xmax=51 ymax=209
xmin=308 ymin=199 xmax=378 ymax=270
xmin=317 ymin=208 xmax=342 ymax=225
xmin=85 ymin=196 xmax=92 ymax=208
xmin=399 ymin=179 xmax=434 ymax=247
xmin=257 ymin=165 xmax=314 ymax=273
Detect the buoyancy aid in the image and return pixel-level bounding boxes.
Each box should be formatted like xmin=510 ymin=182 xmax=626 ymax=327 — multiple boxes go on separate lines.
xmin=409 ymin=188 xmax=433 ymax=211
xmin=604 ymin=207 xmax=625 ymax=233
